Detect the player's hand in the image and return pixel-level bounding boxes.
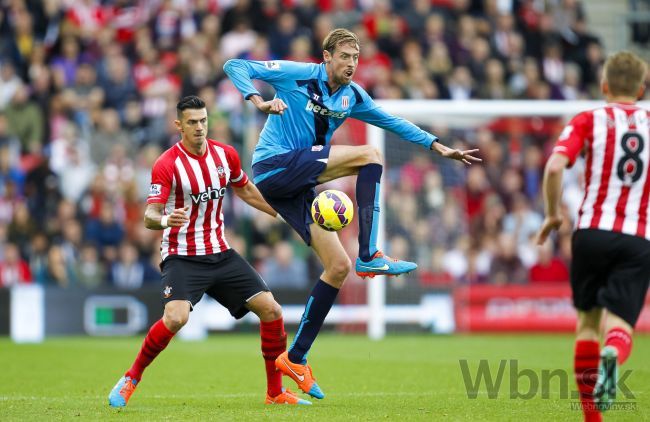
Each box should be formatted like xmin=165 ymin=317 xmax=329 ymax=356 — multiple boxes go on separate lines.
xmin=167 ymin=206 xmax=190 ymax=227
xmin=431 ymin=143 xmax=482 ymax=165
xmin=257 ymin=98 xmax=288 ymax=115
xmin=441 ymin=148 xmax=481 ymax=165
xmin=535 ymin=216 xmax=563 ymax=245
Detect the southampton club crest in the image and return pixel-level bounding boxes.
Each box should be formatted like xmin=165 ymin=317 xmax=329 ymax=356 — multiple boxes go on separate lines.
xmin=216 ymin=166 xmax=225 ymax=178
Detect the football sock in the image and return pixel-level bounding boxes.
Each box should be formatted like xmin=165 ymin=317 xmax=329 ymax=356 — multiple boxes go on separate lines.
xmin=574 ymin=340 xmax=601 ymax=422
xmin=288 ymin=279 xmax=339 ymax=364
xmin=605 ymin=327 xmax=632 ymax=365
xmin=356 ymin=163 xmax=382 ymax=262
xmin=126 ymin=319 xmax=175 ymax=381
xmin=260 ymin=318 xmax=286 ymax=397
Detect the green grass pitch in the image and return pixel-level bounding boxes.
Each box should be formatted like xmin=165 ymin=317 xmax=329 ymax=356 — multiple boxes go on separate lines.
xmin=1 ymin=334 xmax=648 ymax=421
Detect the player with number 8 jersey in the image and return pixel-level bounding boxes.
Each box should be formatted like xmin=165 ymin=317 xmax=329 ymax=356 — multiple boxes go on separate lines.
xmin=537 ymin=51 xmax=650 ymax=422
xmin=553 ymin=98 xmax=650 ymax=238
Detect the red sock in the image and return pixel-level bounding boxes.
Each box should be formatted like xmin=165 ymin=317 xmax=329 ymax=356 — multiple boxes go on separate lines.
xmin=574 ymin=340 xmax=601 ymax=422
xmin=126 ymin=319 xmax=175 ymax=381
xmin=604 ymin=327 xmax=632 ymax=365
xmin=260 ymin=318 xmax=286 ymax=397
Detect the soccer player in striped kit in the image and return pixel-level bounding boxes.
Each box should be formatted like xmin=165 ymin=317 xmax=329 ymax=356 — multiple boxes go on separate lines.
xmin=108 ymin=96 xmax=311 ymax=407
xmin=537 ymin=51 xmax=650 ymax=421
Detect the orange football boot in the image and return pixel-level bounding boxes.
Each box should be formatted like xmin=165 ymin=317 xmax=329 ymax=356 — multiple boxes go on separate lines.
xmin=265 ymin=388 xmax=312 ymax=405
xmin=108 ymin=376 xmax=138 ymax=407
xmin=275 ymin=351 xmax=324 ymax=399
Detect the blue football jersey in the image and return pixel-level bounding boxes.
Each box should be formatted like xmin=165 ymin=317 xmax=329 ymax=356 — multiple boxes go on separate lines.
xmin=223 ymin=59 xmax=438 ymax=164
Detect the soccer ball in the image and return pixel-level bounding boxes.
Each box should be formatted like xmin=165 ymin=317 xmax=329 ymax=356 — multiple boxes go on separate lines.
xmin=311 ymin=189 xmax=354 ymax=231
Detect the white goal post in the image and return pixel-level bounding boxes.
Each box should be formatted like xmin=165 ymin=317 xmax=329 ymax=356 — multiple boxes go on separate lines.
xmin=365 ymin=99 xmax=650 ymax=340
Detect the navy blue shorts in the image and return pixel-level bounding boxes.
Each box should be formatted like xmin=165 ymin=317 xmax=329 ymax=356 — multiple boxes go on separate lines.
xmin=252 ymin=146 xmax=331 ymax=245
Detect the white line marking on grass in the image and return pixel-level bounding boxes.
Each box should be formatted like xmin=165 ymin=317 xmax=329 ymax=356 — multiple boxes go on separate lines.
xmin=0 ymin=391 xmax=435 ymax=402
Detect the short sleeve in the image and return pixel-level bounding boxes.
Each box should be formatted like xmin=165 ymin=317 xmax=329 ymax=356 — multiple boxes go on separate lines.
xmin=224 ymin=145 xmax=249 ymax=188
xmin=552 ymin=111 xmax=592 ymax=167
xmin=147 ymin=156 xmax=173 ymax=204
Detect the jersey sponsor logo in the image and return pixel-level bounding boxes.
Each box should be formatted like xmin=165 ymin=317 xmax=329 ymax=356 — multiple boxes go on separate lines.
xmin=264 ymin=61 xmax=280 ymax=70
xmin=305 ymin=100 xmax=346 ymax=119
xmin=312 ymin=145 xmax=324 ymax=151
xmin=163 ymin=285 xmax=172 ymax=298
xmin=216 ymin=165 xmax=226 ymax=178
xmin=149 ymin=184 xmax=162 ymax=196
xmin=341 ymin=96 xmax=349 ymax=110
xmin=190 ymin=186 xmax=227 ymax=204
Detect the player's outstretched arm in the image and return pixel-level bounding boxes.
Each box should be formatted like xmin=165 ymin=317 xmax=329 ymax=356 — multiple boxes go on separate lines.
xmin=430 ymin=141 xmax=482 ymax=165
xmin=144 ymin=203 xmax=189 ymax=230
xmin=232 ymin=181 xmax=278 ymax=218
xmin=535 ymin=153 xmax=569 ymax=245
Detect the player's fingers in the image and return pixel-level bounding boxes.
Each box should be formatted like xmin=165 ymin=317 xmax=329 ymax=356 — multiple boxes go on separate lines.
xmin=464 ymin=154 xmax=483 ymax=162
xmin=462 ymin=149 xmax=480 ymax=154
xmin=462 ymin=158 xmax=471 ymax=165
xmin=536 ymin=226 xmax=550 ymax=245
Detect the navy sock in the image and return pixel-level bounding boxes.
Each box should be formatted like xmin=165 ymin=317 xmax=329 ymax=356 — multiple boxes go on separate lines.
xmin=356 ymin=163 xmax=382 ymax=262
xmin=288 ymin=280 xmax=339 ymax=364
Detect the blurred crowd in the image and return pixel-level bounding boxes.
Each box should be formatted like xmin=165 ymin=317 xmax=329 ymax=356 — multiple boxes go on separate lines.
xmin=0 ymin=0 xmax=642 ymax=293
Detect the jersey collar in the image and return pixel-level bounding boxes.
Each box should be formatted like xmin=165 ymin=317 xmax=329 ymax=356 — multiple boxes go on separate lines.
xmin=177 ymin=140 xmax=209 ymax=160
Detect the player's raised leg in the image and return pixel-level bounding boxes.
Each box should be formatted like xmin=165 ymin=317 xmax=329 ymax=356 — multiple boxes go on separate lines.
xmin=318 ymin=145 xmax=417 ymax=278
xmin=275 ymin=225 xmax=350 ymax=399
xmin=108 ymin=301 xmax=187 ymax=407
xmin=574 ymin=308 xmax=603 ymax=422
xmin=247 ymin=292 xmax=311 ymax=405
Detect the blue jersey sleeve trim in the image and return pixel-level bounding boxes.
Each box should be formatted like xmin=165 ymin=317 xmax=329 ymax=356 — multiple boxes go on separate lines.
xmin=350 ymin=85 xmax=363 ymax=104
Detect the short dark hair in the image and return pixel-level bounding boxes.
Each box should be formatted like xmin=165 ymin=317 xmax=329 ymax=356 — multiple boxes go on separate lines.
xmin=176 ymin=95 xmax=206 ymax=118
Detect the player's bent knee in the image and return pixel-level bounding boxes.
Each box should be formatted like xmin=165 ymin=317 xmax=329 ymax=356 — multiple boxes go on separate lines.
xmin=249 ymin=292 xmax=283 ymax=321
xmin=361 ymin=145 xmax=383 ymax=165
xmin=264 ymin=301 xmax=283 ymax=321
xmin=327 ymin=257 xmax=351 ymax=282
xmin=163 ymin=306 xmax=190 ymax=332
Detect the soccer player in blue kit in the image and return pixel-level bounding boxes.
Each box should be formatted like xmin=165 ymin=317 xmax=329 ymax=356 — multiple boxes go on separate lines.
xmin=224 ymin=28 xmax=480 ymax=399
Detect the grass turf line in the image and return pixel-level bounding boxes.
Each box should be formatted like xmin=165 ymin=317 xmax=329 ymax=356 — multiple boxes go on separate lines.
xmin=0 ymin=334 xmax=648 ymax=421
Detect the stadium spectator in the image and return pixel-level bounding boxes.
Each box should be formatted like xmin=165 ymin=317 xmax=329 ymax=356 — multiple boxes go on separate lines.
xmin=489 ymin=233 xmax=527 ymax=285
xmin=0 ymin=242 xmax=32 ymax=287
xmin=73 ymin=243 xmax=106 ymax=289
xmin=5 ymin=83 xmax=44 ymax=155
xmin=260 ymin=240 xmax=309 ymax=289
xmin=27 ymin=233 xmax=49 ymax=285
xmin=529 ymin=241 xmax=569 ymax=283
xmin=110 ymin=241 xmax=146 ymax=290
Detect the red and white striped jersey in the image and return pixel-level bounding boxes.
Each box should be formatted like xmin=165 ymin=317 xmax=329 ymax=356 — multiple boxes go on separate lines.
xmin=553 ymin=102 xmax=650 ymax=240
xmin=147 ymin=139 xmax=249 ymax=259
